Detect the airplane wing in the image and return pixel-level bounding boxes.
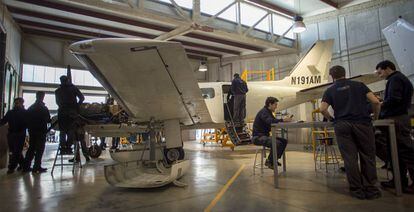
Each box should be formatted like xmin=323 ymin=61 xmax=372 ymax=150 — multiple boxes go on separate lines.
xmin=69 ymin=38 xmax=212 ymax=125
xmin=297 ymin=73 xmax=382 ymax=96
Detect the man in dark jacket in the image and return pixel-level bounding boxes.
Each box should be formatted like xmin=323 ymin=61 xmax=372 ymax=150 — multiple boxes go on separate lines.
xmin=23 ymin=91 xmax=51 ymax=173
xmin=320 ymin=65 xmax=381 ymax=200
xmin=231 ymin=73 xmax=248 ymax=124
xmin=252 ymin=97 xmax=292 ymax=169
xmin=375 ymin=60 xmax=414 ymax=194
xmin=55 ymin=75 xmax=84 ymax=154
xmin=0 ymin=98 xmax=27 ymax=174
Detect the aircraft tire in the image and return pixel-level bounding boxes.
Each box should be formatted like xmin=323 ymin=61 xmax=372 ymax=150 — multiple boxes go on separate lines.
xmin=88 ymin=144 xmax=102 ymax=158
xmin=164 ymin=147 xmax=185 ymax=164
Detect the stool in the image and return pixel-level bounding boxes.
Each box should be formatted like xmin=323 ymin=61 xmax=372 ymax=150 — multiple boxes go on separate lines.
xmin=315 ymin=137 xmax=340 ymax=172
xmin=253 ymin=145 xmax=269 ymax=175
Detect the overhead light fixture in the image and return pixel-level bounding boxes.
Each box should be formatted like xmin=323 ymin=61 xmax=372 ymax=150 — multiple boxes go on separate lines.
xmin=198 ymin=62 xmax=207 ymax=72
xmin=292 ymin=16 xmax=306 ymax=34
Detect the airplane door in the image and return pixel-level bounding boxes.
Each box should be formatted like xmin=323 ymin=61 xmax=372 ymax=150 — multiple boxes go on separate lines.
xmin=222 ymin=85 xmax=232 ymax=121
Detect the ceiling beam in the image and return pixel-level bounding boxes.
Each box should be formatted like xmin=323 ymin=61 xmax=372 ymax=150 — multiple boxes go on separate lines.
xmin=20 ymin=25 xmax=222 ymax=58
xmin=171 ymin=39 xmax=240 ymax=55
xmin=246 ymin=0 xmax=296 ymax=17
xmin=8 ymin=6 xmax=240 ymax=55
xmin=21 ymin=27 xmax=86 ymax=41
xmin=16 ymin=19 xmax=115 ymax=38
xmin=184 ymin=49 xmax=222 ymax=58
xmin=187 ymin=54 xmax=207 ymax=61
xmin=319 ymin=0 xmax=339 ymax=9
xmin=9 ymin=0 xmax=272 ymax=52
xmin=8 ymin=6 xmax=156 ymax=38
xmin=154 ymin=25 xmax=193 ymax=41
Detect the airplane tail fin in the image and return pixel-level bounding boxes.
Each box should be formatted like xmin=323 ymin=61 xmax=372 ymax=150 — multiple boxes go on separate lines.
xmin=282 ymin=39 xmax=334 ymax=88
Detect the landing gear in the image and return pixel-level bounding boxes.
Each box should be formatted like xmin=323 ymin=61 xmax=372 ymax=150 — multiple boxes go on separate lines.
xmin=88 ymin=144 xmax=102 ymax=158
xmin=164 ymin=147 xmax=185 ymax=164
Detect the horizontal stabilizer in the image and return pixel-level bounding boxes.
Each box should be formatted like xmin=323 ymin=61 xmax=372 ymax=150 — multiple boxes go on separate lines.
xmin=297 ymin=73 xmax=382 ymax=96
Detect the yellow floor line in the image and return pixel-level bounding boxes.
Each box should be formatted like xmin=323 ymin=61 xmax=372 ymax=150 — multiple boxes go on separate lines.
xmin=204 ymin=164 xmax=246 ymax=212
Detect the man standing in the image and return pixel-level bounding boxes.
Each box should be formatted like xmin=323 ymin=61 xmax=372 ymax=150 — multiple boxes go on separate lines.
xmin=24 ymin=91 xmax=51 ymax=173
xmin=55 ymin=75 xmax=84 ymax=156
xmin=320 ymin=65 xmax=381 ymax=199
xmin=231 ymin=73 xmax=248 ymax=124
xmin=252 ymin=97 xmax=292 ymax=169
xmin=0 ymin=98 xmax=27 ymax=174
xmin=375 ymin=60 xmax=414 ymax=194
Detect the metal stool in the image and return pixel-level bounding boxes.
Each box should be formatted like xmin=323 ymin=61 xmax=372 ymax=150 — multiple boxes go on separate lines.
xmin=315 ymin=137 xmax=340 ymax=172
xmin=253 ymin=145 xmax=269 ymax=175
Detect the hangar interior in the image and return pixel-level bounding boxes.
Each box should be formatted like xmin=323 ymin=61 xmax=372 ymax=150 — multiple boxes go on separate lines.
xmin=0 ymin=0 xmax=414 ymax=211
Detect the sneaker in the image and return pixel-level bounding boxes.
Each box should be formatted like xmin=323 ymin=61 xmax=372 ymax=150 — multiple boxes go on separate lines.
xmin=6 ymin=169 xmax=14 ymax=174
xmin=22 ymin=168 xmax=33 ymax=173
xmin=68 ymin=158 xmax=80 ymax=163
xmin=16 ymin=166 xmax=23 ymax=171
xmin=350 ymin=189 xmax=365 ymax=200
xmin=264 ymin=160 xmax=274 ymax=169
xmin=365 ymin=191 xmax=382 ymax=200
xmin=32 ymin=168 xmax=47 ymax=174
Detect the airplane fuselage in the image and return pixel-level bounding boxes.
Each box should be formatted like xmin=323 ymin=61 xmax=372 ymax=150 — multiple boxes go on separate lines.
xmin=198 ymin=80 xmax=316 ymax=124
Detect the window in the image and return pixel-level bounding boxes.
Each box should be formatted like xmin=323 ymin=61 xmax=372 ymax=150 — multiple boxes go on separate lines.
xmin=273 ymin=14 xmax=294 ymax=39
xmin=201 ymin=88 xmax=215 ymax=99
xmin=240 ymin=3 xmax=267 ymax=27
xmin=22 ymin=64 xmax=103 ymax=87
xmin=157 ymin=0 xmax=193 ymax=9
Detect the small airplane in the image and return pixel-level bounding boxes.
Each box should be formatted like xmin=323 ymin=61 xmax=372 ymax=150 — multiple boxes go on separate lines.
xmin=69 ymin=38 xmax=380 ymax=188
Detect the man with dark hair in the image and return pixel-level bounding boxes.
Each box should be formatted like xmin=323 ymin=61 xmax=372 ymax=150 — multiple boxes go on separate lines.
xmin=375 ymin=60 xmax=414 ymax=194
xmin=24 ymin=91 xmax=51 ymax=173
xmin=252 ymin=96 xmax=292 ymax=169
xmin=231 ymin=73 xmax=248 ymax=124
xmin=0 ymin=98 xmax=27 ymax=174
xmin=55 ymin=75 xmax=85 ymax=158
xmin=320 ymin=65 xmax=381 ymax=199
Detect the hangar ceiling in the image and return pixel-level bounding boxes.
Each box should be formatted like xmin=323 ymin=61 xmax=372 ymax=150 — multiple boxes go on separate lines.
xmin=4 ymin=0 xmax=367 ymax=61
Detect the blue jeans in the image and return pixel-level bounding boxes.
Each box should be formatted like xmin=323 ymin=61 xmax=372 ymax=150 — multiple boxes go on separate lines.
xmin=252 ymin=135 xmax=287 ymax=164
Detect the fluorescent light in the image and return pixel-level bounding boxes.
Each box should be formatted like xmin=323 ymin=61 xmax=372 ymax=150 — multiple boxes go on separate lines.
xmin=292 ymin=16 xmax=306 ymax=33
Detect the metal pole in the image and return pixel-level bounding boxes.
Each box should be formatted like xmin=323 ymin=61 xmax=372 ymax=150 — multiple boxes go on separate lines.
xmin=272 ymin=125 xmax=278 ymax=188
xmin=388 ymin=122 xmax=402 ymax=196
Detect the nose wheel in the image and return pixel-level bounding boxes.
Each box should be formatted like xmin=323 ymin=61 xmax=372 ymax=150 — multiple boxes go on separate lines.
xmin=164 ymin=147 xmax=185 ymax=164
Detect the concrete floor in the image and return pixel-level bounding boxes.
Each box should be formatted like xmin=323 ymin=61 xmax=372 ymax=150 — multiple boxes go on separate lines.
xmin=0 ymin=141 xmax=414 ymax=212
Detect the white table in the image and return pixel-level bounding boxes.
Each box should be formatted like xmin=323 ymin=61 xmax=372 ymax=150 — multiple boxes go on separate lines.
xmin=271 ymin=119 xmax=402 ymax=196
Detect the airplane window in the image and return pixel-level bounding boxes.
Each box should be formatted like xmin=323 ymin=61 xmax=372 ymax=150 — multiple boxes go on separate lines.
xmin=200 ymin=88 xmax=215 ymax=99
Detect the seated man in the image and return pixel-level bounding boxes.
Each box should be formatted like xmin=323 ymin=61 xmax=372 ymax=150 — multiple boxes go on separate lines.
xmin=252 ymin=97 xmax=292 ymax=169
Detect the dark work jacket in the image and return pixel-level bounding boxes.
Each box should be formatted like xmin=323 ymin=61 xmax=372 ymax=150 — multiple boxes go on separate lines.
xmin=231 ymin=77 xmax=248 ymax=95
xmin=380 ymin=71 xmax=413 ymax=118
xmin=27 ymin=101 xmax=51 ymax=133
xmin=322 ymin=79 xmax=372 ymax=124
xmin=55 ymin=83 xmax=85 ymax=111
xmin=252 ymin=107 xmax=283 ymax=137
xmin=0 ymin=107 xmax=27 ymax=133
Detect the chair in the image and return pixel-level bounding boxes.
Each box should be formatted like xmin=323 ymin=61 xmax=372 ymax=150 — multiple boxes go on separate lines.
xmin=253 ymin=145 xmax=269 ymax=175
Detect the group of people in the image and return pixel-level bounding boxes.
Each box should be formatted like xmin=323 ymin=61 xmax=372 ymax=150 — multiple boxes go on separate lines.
xmin=320 ymin=60 xmax=413 ymax=199
xmin=249 ymin=60 xmax=413 ymax=199
xmin=0 ymin=75 xmax=88 ymax=174
xmin=0 ymin=92 xmax=50 ymax=174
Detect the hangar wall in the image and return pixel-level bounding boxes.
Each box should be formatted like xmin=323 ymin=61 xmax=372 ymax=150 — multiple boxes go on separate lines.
xmin=0 ymin=6 xmax=21 ymax=72
xmin=0 ymin=6 xmax=21 ymax=168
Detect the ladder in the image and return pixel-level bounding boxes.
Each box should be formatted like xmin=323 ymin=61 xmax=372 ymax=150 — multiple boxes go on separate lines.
xmin=224 ymin=103 xmax=251 ymax=145
xmin=51 ymin=135 xmax=82 ymax=175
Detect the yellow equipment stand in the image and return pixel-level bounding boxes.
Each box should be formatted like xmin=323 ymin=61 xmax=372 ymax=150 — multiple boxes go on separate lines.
xmin=200 ymin=128 xmax=235 ymax=151
xmin=311 ymin=108 xmax=342 ymax=170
